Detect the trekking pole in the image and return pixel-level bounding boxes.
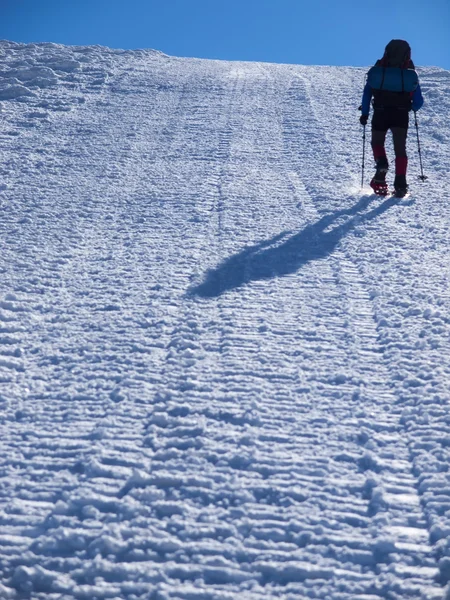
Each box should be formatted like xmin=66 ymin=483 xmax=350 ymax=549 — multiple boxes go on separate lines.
xmin=361 ymin=123 xmax=366 ymax=189
xmin=414 ymin=111 xmax=428 ymax=181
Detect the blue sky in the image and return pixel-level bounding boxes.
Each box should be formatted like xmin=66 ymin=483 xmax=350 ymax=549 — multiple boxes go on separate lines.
xmin=1 ymin=0 xmax=449 ymax=69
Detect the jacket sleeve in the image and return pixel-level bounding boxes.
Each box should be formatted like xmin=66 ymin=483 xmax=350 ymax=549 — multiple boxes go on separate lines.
xmin=361 ymin=82 xmax=372 ymax=116
xmin=412 ymin=83 xmax=424 ymax=112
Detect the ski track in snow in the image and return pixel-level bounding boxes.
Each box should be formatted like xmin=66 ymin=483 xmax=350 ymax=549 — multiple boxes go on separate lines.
xmin=0 ymin=40 xmax=450 ymax=599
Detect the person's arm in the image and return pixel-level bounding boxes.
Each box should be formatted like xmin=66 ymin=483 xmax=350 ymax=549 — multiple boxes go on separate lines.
xmin=361 ymin=82 xmax=373 ymax=116
xmin=412 ymin=83 xmax=424 ymax=112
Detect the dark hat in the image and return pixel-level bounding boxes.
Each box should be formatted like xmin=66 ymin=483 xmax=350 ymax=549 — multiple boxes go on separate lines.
xmin=383 ymin=39 xmax=411 ymax=67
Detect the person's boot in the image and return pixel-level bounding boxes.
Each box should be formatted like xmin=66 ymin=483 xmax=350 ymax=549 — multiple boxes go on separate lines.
xmin=394 ymin=157 xmax=408 ymax=198
xmin=394 ymin=174 xmax=408 ymax=198
xmin=370 ymin=157 xmax=389 ymax=196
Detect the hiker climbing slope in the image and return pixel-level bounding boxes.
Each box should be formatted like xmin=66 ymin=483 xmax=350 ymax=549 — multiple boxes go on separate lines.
xmin=360 ymin=39 xmax=424 ymax=197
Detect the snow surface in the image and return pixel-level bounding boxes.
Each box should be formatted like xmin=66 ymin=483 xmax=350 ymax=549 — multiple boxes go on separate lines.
xmin=0 ymin=39 xmax=450 ymax=600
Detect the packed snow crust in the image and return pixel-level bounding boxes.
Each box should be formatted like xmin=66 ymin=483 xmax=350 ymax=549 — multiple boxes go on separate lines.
xmin=1 ymin=39 xmax=450 ymax=600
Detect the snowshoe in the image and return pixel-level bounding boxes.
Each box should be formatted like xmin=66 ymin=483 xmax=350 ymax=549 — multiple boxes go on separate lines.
xmin=370 ymin=170 xmax=389 ymax=196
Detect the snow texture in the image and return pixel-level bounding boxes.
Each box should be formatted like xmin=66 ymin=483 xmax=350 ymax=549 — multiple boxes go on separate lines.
xmin=0 ymin=39 xmax=450 ymax=600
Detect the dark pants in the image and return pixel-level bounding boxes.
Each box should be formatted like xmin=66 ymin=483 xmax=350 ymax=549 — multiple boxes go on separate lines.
xmin=371 ymin=108 xmax=409 ymax=175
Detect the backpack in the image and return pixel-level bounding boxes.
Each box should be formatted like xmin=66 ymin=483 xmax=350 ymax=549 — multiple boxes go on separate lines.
xmin=367 ymin=39 xmax=418 ymax=109
xmin=367 ymin=65 xmax=418 ymax=93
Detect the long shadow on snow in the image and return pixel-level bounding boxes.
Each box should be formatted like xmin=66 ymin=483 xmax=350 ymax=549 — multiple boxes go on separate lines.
xmin=190 ymin=194 xmax=407 ymax=298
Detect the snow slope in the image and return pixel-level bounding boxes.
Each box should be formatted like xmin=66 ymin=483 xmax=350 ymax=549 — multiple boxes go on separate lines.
xmin=1 ymin=39 xmax=450 ymax=600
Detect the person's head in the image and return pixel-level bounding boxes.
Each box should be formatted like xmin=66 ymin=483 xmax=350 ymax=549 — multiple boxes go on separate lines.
xmin=383 ymin=40 xmax=411 ymax=67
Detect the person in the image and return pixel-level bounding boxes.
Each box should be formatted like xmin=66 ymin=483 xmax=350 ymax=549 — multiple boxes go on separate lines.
xmin=359 ymin=39 xmax=424 ymax=197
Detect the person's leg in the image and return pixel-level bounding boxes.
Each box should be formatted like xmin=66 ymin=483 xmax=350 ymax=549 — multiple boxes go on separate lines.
xmin=391 ymin=109 xmax=409 ymax=194
xmin=392 ymin=126 xmax=408 ymax=187
xmin=370 ymin=112 xmax=389 ymax=194
xmin=371 ymin=130 xmax=388 ymax=169
xmin=371 ymin=111 xmax=388 ymax=170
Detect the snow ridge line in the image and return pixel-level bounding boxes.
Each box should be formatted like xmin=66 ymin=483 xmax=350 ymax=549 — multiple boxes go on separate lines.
xmin=185 ymin=63 xmax=406 ymax=598
xmin=152 ymin=63 xmax=392 ymax=598
xmin=281 ymin=72 xmax=443 ymax=598
xmin=143 ymin=64 xmax=245 ymax=409
xmin=335 ymin=256 xmax=441 ymax=587
xmin=0 ymin=53 xmax=204 ymax=593
xmin=194 ymin=64 xmax=378 ymax=597
xmin=299 ymin=66 xmax=450 ymax=592
xmin=139 ymin=64 xmax=274 ymax=473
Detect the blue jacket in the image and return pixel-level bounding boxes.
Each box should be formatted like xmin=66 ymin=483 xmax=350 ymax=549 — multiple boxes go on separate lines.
xmin=361 ymin=81 xmax=424 ymax=116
